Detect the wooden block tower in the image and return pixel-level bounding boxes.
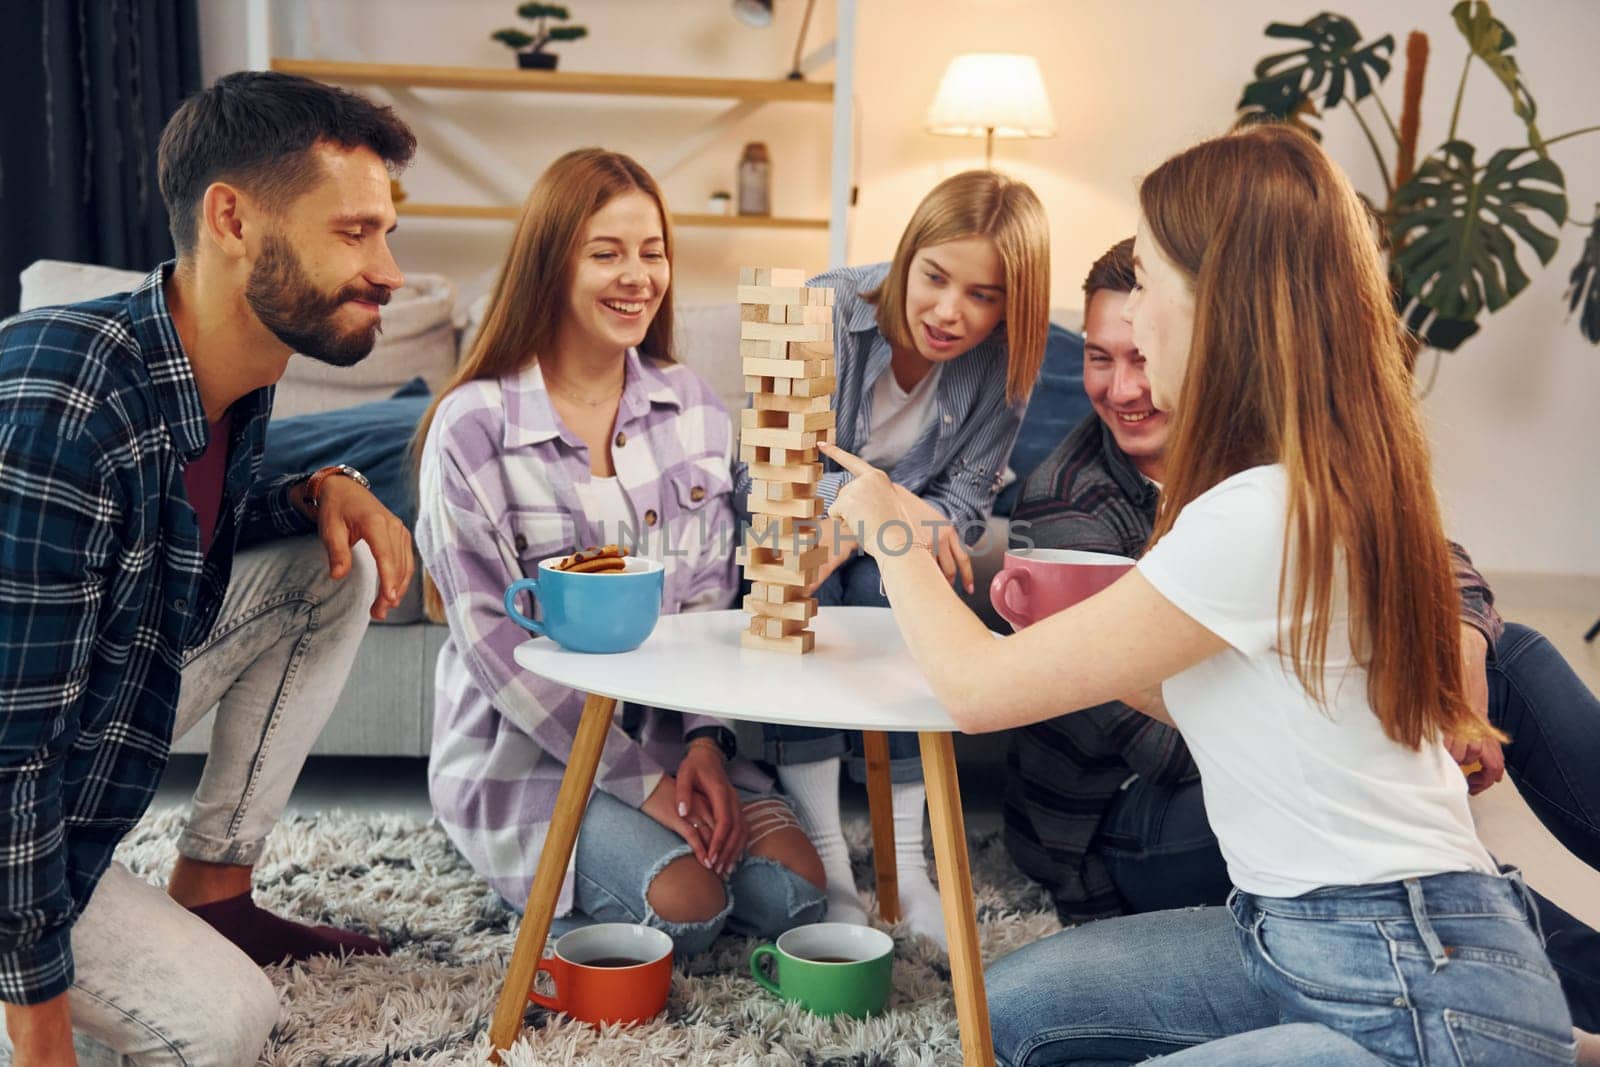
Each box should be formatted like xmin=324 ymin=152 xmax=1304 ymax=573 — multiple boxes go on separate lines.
xmin=737 ymin=267 xmax=837 ymax=655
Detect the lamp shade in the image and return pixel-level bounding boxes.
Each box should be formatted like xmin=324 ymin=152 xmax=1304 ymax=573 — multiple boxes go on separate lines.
xmin=924 ymin=53 xmax=1057 ymax=140
xmin=733 ymin=0 xmax=774 ymax=27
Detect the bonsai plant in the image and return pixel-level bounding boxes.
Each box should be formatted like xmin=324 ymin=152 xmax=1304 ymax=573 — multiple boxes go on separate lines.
xmin=1234 ymin=1 xmax=1600 ymax=384
xmin=491 ymin=3 xmax=588 ymax=71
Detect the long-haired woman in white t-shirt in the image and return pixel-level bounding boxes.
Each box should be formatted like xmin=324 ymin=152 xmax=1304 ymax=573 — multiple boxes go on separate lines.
xmin=819 ymin=123 xmax=1575 ymax=1065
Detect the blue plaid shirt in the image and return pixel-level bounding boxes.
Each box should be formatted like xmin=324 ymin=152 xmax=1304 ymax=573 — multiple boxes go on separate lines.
xmin=0 ymin=263 xmax=314 ymax=1003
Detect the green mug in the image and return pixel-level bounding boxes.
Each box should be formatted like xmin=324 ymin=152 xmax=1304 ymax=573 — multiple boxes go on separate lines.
xmin=749 ymin=923 xmax=894 ymax=1018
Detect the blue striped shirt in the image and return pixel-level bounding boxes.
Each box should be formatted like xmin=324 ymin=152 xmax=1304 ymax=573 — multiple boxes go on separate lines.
xmin=738 ymin=262 xmax=1027 ymax=539
xmin=0 ymin=263 xmax=313 ymax=1003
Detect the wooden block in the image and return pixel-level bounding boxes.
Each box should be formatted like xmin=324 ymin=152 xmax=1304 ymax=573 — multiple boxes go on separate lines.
xmin=786 ymin=410 xmax=835 ymax=433
xmin=747 ymin=460 xmax=822 ymax=484
xmin=738 ymin=546 xmax=781 ymax=568
xmin=743 ymin=357 xmax=830 ymax=380
xmin=788 ymin=339 xmax=834 ymax=361
xmin=741 ymin=561 xmax=811 ymax=587
xmin=752 ymin=393 xmax=831 ymax=414
xmin=741 ymin=426 xmax=819 ymax=450
xmin=738 ymin=285 xmax=807 ymax=305
xmin=789 ymin=375 xmax=836 ymax=398
xmin=751 ymin=580 xmax=812 ymax=604
xmin=740 ymin=303 xmax=783 ymax=323
xmin=740 ymin=266 xmax=758 ymax=285
xmin=756 ymin=616 xmax=811 ymax=639
xmin=740 ymin=628 xmax=816 ymax=655
xmin=787 ymin=304 xmax=833 ymax=325
xmin=743 ymin=593 xmax=818 ymax=623
xmin=741 ymin=408 xmax=789 ymax=430
xmin=747 ymin=494 xmax=824 ymax=519
xmin=763 ymin=480 xmax=800 ymax=501
xmin=774 ymin=543 xmax=831 ymax=572
xmin=774 ymin=446 xmax=821 ymax=465
xmin=741 ymin=321 xmax=831 ymax=343
xmin=806 ymin=286 xmax=834 ymax=306
xmin=769 ymin=581 xmax=812 ymax=603
xmin=743 ymin=375 xmax=776 ymax=394
xmin=752 ymin=268 xmax=771 ymax=285
xmin=743 ymin=544 xmax=830 ymax=575
xmin=769 ymin=268 xmax=807 ymax=287
xmin=750 ymin=514 xmax=802 ymax=539
xmin=740 ymin=337 xmax=788 ymax=359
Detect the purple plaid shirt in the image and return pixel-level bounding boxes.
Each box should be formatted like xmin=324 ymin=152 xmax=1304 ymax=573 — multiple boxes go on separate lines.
xmin=416 ymin=348 xmax=764 ymax=913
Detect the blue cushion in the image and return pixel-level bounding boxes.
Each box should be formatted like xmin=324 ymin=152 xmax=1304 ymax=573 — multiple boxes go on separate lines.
xmin=261 ymin=378 xmax=431 ymax=529
xmin=993 ymin=323 xmax=1090 ymax=516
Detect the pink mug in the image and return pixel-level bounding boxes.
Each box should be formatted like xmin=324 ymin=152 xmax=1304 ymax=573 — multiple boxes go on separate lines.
xmin=989 ymin=549 xmax=1135 ymax=631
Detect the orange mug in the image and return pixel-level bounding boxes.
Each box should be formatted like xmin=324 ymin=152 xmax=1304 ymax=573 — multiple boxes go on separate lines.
xmin=529 ymin=923 xmax=673 ymax=1027
xmin=990 ymin=549 xmax=1135 ymax=631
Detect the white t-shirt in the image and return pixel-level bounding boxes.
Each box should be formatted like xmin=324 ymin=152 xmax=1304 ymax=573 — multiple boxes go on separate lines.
xmin=1136 ymin=464 xmax=1495 ymax=897
xmin=858 ymin=364 xmax=942 ymax=472
xmin=573 ymin=474 xmax=634 ymax=546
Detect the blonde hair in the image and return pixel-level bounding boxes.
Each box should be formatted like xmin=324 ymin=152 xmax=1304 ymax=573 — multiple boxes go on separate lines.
xmin=1142 ymin=124 xmax=1493 ymax=750
xmin=866 ymin=170 xmax=1050 ymax=405
xmin=412 ymin=148 xmax=675 ymax=621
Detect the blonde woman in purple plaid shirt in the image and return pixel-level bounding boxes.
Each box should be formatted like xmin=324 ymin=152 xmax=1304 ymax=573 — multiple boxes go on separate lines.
xmin=413 ymin=150 xmax=825 ymax=957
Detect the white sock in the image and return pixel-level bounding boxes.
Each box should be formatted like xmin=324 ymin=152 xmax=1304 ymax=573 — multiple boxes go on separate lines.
xmin=892 ymin=780 xmax=947 ymax=949
xmin=776 ymin=759 xmax=868 ymax=926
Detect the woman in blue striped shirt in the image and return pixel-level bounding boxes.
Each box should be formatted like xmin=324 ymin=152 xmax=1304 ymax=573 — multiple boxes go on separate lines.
xmin=757 ymin=171 xmax=1050 ymax=944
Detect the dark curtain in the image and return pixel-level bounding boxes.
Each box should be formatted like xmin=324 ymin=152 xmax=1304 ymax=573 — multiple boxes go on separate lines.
xmin=0 ymin=0 xmax=201 ymax=317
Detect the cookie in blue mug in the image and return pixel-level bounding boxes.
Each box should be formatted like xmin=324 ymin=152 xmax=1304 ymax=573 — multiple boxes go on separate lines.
xmin=504 ymin=550 xmax=664 ymax=653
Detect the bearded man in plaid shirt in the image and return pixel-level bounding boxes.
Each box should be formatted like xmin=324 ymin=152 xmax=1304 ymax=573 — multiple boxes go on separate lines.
xmin=0 ymin=72 xmax=419 ymax=1064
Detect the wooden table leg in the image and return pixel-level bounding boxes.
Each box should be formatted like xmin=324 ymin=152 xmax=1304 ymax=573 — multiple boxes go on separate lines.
xmin=861 ymin=730 xmax=900 ymax=923
xmin=919 ymin=731 xmax=994 ymax=1067
xmin=488 ymin=693 xmax=618 ymax=1059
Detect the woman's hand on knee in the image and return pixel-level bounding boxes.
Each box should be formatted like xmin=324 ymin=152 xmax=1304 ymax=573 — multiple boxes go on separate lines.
xmin=641 ymin=775 xmax=711 ymax=866
xmin=676 ymin=743 xmax=748 ymax=877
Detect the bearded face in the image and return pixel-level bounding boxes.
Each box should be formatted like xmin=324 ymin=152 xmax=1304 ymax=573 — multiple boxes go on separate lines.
xmin=245 ymin=233 xmax=392 ymax=367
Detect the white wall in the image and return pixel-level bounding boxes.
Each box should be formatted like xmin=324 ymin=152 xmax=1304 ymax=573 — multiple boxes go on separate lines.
xmin=202 ymin=0 xmax=1600 ymax=574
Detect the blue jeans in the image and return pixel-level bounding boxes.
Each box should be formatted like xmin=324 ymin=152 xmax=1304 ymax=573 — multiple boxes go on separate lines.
xmin=1084 ymin=621 xmax=1600 ymax=1032
xmin=550 ymin=789 xmax=826 ymax=958
xmin=987 ymin=869 xmax=1576 ymax=1065
xmin=1093 ymin=775 xmax=1231 ymax=915
xmin=759 ymin=554 xmax=923 ymax=783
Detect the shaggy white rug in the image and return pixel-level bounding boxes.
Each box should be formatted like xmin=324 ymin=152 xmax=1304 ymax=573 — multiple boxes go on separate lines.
xmin=115 ymin=809 xmax=1061 ymax=1065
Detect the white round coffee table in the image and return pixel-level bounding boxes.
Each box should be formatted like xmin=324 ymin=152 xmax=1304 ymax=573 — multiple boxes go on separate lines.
xmin=491 ymin=608 xmax=994 ymax=1065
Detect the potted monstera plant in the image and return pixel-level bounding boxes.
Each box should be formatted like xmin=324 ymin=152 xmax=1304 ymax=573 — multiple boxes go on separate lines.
xmin=1235 ymin=1 xmax=1599 ymax=386
xmin=492 ymin=3 xmax=588 ymax=70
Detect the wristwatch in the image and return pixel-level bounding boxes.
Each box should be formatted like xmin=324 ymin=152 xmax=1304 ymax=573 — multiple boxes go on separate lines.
xmin=685 ymin=726 xmax=738 ymax=763
xmin=303 ymin=464 xmax=371 ymax=516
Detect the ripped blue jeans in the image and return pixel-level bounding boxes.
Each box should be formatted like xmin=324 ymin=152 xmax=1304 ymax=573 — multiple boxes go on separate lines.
xmin=551 ymin=788 xmax=826 ymax=958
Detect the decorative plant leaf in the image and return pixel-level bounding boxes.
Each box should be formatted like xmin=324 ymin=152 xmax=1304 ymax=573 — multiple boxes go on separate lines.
xmin=1236 ymin=86 xmax=1324 ymax=140
xmin=1451 ymin=1 xmax=1545 ymax=154
xmin=1237 ymin=13 xmax=1394 ymax=120
xmin=547 ymin=25 xmax=587 ymax=42
xmin=518 ymin=2 xmax=570 ymax=18
xmin=1566 ymin=209 xmax=1600 ymax=344
xmin=1400 ymin=300 xmax=1482 ymax=353
xmin=1390 ymin=141 xmax=1567 ymax=330
xmin=491 ymin=27 xmax=534 ymax=49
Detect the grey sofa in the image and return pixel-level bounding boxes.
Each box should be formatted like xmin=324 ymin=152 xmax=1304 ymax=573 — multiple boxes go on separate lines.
xmin=18 ymin=260 xmax=1068 ymax=758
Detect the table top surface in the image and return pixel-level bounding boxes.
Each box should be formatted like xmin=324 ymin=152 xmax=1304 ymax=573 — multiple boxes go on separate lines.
xmin=513 ymin=607 xmax=958 ymax=731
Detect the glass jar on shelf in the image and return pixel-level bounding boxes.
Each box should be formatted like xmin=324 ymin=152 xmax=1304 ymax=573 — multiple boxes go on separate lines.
xmin=737 ymin=142 xmax=770 ymax=216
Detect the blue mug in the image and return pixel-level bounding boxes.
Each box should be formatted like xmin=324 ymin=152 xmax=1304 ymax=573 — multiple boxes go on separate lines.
xmin=504 ymin=556 xmax=665 ymax=654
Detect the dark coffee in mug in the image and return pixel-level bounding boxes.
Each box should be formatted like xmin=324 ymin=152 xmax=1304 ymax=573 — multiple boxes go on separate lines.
xmin=583 ymin=956 xmax=647 ymax=968
xmin=805 ymin=956 xmax=856 ymax=963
